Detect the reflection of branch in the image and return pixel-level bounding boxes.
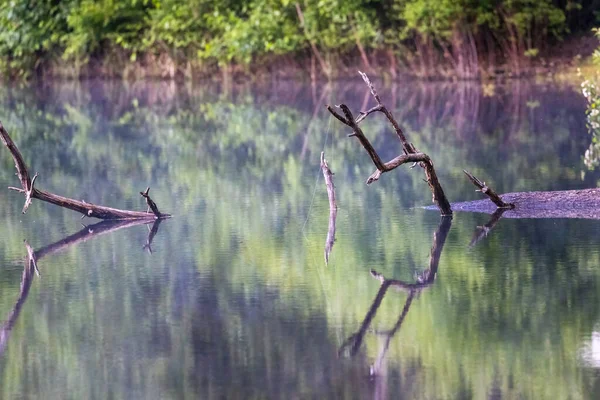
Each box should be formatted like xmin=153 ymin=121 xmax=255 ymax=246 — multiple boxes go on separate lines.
xmin=371 ymin=291 xmax=415 ymax=374
xmin=0 ymin=218 xmax=163 ymax=358
xmin=35 ymin=219 xmax=159 ymax=260
xmin=321 ymin=152 xmax=337 ymax=265
xmin=144 ymin=219 xmax=162 ymax=254
xmin=0 ymin=254 xmax=36 ymax=356
xmin=469 ymin=208 xmax=506 ymax=247
xmin=339 ymin=216 xmax=452 ymax=363
xmin=339 ymin=280 xmax=391 ymax=357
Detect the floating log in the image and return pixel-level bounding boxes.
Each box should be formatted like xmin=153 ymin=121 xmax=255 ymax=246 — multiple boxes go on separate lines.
xmin=451 ymin=188 xmax=600 ymax=219
xmin=0 ymin=121 xmax=170 ymax=220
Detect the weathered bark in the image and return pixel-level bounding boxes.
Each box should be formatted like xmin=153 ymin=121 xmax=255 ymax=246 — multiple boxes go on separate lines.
xmin=463 ymin=170 xmax=514 ymax=209
xmin=0 ymin=122 xmax=170 ymax=220
xmin=326 ymin=72 xmax=452 ymax=216
xmin=0 ymin=218 xmax=162 ymax=358
xmin=451 ymin=188 xmax=600 ymax=219
xmin=321 ymin=152 xmax=337 ymax=265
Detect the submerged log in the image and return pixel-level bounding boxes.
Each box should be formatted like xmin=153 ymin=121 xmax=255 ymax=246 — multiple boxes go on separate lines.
xmin=0 ymin=122 xmax=170 ymax=220
xmin=326 ymin=72 xmax=452 ymax=216
xmin=451 ymin=188 xmax=600 ymax=219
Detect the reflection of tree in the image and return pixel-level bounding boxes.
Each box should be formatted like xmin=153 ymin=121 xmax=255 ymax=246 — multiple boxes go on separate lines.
xmin=0 ymin=219 xmax=163 ymax=357
xmin=339 ymin=216 xmax=452 ymax=377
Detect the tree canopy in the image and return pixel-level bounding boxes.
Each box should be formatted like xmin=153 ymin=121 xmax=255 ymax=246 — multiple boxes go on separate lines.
xmin=0 ymin=0 xmax=597 ymax=79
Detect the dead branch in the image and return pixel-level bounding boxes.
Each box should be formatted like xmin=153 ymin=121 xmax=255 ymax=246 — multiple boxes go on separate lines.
xmin=463 ymin=170 xmax=514 ymax=209
xmin=326 ymin=72 xmax=452 ymax=216
xmin=0 ymin=122 xmax=170 ymax=220
xmin=321 ymin=152 xmax=337 ymax=265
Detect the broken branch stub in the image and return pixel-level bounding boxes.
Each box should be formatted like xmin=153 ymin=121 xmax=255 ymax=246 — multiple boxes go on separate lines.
xmin=463 ymin=170 xmax=514 ymax=209
xmin=0 ymin=121 xmax=170 ymax=220
xmin=326 ymin=72 xmax=452 ymax=216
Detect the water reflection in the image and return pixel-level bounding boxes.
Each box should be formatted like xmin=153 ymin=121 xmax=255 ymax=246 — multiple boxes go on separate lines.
xmin=0 ymin=219 xmax=162 ymax=358
xmin=339 ymin=217 xmax=452 ymax=376
xmin=0 ymin=80 xmax=600 ymax=398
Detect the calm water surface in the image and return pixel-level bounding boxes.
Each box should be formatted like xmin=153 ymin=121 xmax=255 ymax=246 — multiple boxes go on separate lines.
xmin=1 ymin=80 xmax=600 ymax=399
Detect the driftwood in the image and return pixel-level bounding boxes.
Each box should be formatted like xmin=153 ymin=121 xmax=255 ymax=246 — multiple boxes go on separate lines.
xmin=0 ymin=218 xmax=162 ymax=357
xmin=338 ymin=216 xmax=452 ymax=368
xmin=0 ymin=122 xmax=170 ymax=220
xmin=321 ymin=152 xmax=337 ymax=265
xmin=327 ymin=72 xmax=452 ymax=216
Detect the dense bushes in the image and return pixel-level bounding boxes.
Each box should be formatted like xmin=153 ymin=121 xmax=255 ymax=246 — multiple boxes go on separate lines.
xmin=0 ymin=0 xmax=597 ymax=79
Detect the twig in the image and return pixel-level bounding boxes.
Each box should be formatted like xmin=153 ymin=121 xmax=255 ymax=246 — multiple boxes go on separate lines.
xmin=463 ymin=170 xmax=514 ymax=209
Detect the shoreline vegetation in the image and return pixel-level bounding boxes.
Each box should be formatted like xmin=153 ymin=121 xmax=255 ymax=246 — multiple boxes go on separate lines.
xmin=0 ymin=0 xmax=599 ymax=82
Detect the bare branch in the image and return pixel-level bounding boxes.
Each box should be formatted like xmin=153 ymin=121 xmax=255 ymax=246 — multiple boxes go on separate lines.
xmin=22 ymin=172 xmax=37 ymax=214
xmin=328 ymin=73 xmax=452 ymax=216
xmin=355 ymin=105 xmax=382 ymax=125
xmin=325 ymin=105 xmax=351 ymax=126
xmin=366 ymin=153 xmax=429 ymax=184
xmin=0 ymin=121 xmax=170 ymax=220
xmin=140 ymin=187 xmax=163 ymax=219
xmin=358 ymin=70 xmax=383 ymax=105
xmin=463 ymin=170 xmax=514 ymax=209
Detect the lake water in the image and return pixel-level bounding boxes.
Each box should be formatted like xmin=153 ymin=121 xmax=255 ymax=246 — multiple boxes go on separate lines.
xmin=1 ymin=79 xmax=600 ymax=399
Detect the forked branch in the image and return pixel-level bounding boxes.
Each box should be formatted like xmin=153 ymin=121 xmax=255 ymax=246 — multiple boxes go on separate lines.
xmin=326 ymin=72 xmax=452 ymax=216
xmin=0 ymin=121 xmax=170 ymax=220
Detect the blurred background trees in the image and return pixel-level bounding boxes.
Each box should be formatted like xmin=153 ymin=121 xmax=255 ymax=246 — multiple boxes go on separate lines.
xmin=0 ymin=0 xmax=598 ymax=79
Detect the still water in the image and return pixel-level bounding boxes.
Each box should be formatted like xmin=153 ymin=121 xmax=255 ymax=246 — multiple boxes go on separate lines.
xmin=0 ymin=79 xmax=600 ymax=399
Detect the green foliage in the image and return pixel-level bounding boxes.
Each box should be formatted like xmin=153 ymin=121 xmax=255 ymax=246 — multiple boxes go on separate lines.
xmin=0 ymin=0 xmax=589 ymax=77
xmin=63 ymin=0 xmax=155 ymax=61
xmin=0 ymin=0 xmax=71 ymax=77
xmin=582 ymin=28 xmax=600 ymax=170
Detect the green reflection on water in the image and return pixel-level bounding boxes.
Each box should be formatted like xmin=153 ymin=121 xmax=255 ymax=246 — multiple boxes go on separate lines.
xmin=0 ymin=81 xmax=600 ymax=399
